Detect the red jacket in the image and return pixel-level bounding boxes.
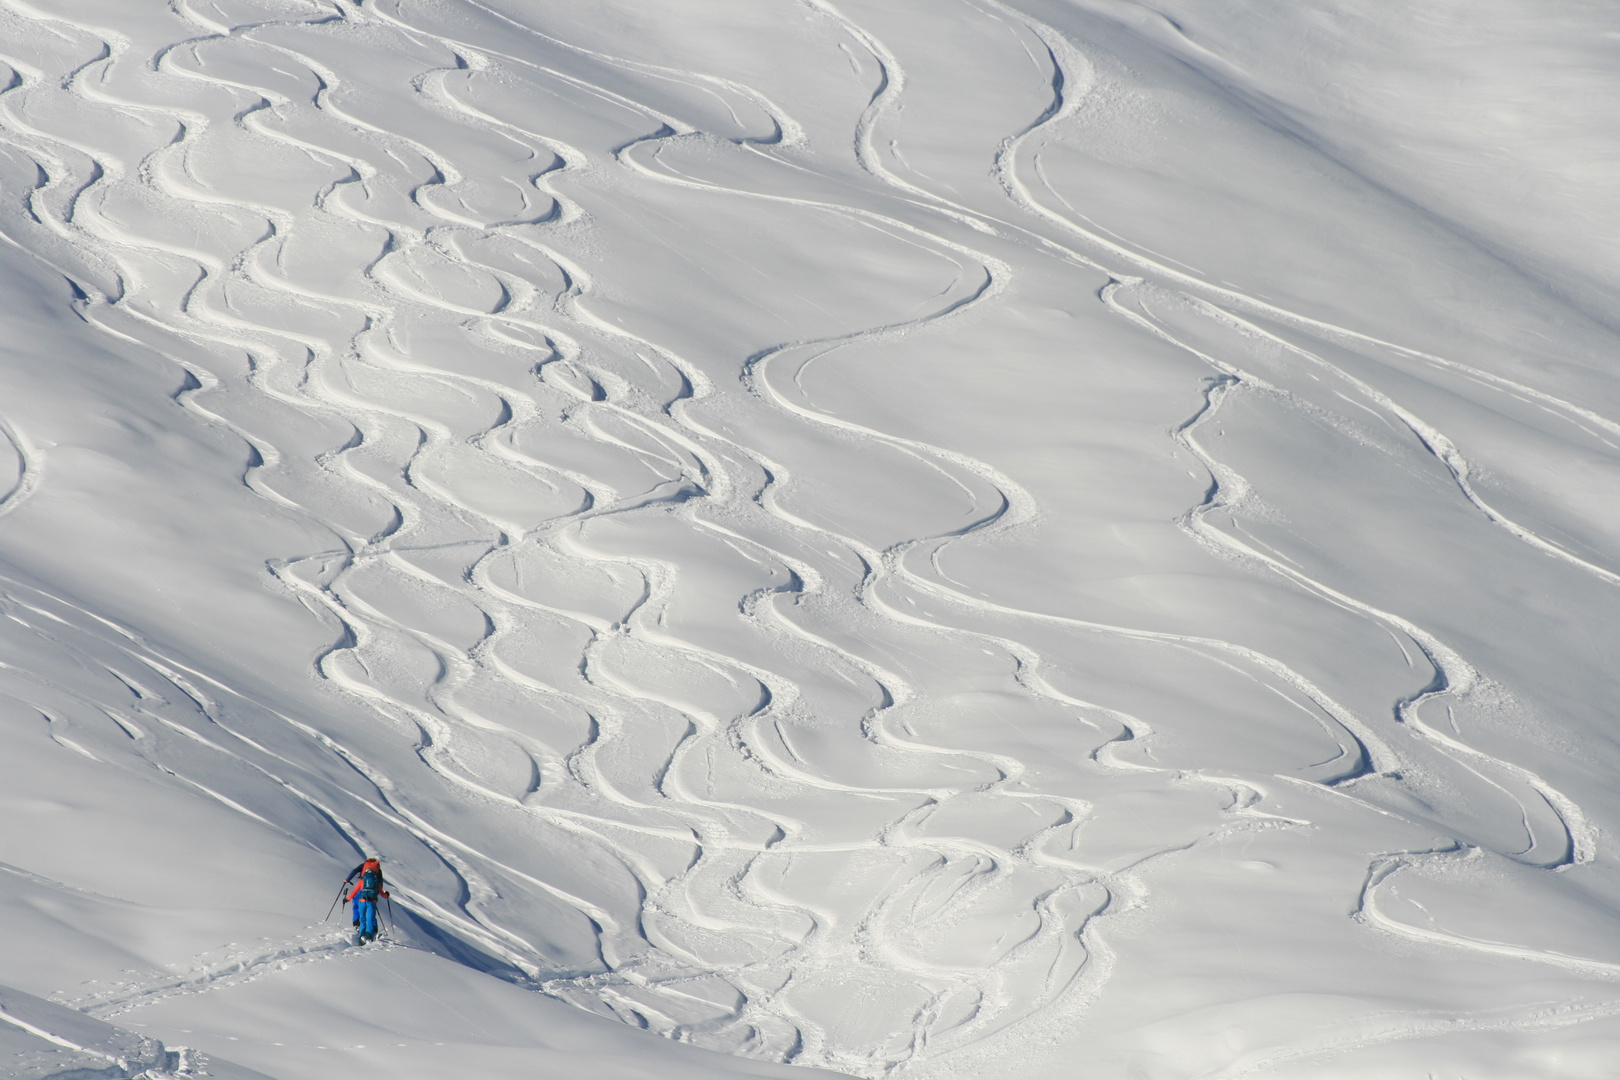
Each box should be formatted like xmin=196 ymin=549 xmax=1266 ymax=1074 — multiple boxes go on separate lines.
xmin=347 ymin=861 xmax=388 ymax=902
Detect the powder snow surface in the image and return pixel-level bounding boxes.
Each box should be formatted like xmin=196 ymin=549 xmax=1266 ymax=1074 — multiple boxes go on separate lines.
xmin=1 ymin=2 xmax=1618 ymax=1078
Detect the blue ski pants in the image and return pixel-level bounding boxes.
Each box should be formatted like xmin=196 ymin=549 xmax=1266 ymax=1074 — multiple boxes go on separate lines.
xmin=354 ymin=898 xmax=378 ymax=936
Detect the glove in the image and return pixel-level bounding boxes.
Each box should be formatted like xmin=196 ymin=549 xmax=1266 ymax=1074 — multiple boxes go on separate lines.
xmin=380 ymin=891 xmax=389 ymax=898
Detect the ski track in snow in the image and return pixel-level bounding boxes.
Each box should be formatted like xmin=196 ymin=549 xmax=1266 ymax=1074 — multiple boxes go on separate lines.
xmin=0 ymin=0 xmax=1615 ymax=1075
xmin=0 ymin=410 xmax=40 ymax=520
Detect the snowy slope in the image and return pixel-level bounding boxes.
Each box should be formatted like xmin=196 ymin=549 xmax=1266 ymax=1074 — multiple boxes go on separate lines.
xmin=1 ymin=1 xmax=1619 ymax=1078
xmin=0 ymin=983 xmax=275 ymax=1078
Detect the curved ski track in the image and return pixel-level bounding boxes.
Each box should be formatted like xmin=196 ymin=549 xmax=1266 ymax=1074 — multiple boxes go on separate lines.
xmin=0 ymin=0 xmax=1613 ymax=1076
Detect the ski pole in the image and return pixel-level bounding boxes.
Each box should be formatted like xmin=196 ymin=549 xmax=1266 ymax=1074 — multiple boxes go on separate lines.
xmin=323 ymin=882 xmax=349 ymax=922
xmin=383 ymin=894 xmax=394 ymax=931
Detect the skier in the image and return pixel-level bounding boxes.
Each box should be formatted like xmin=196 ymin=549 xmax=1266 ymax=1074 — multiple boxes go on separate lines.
xmin=344 ymin=857 xmax=389 ymax=945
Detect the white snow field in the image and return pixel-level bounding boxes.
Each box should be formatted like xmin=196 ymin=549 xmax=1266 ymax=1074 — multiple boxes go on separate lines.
xmin=1 ymin=0 xmax=1618 ymax=1077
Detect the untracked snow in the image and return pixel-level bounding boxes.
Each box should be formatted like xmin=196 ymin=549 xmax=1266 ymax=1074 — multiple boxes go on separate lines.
xmin=1 ymin=1 xmax=1618 ymax=1078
